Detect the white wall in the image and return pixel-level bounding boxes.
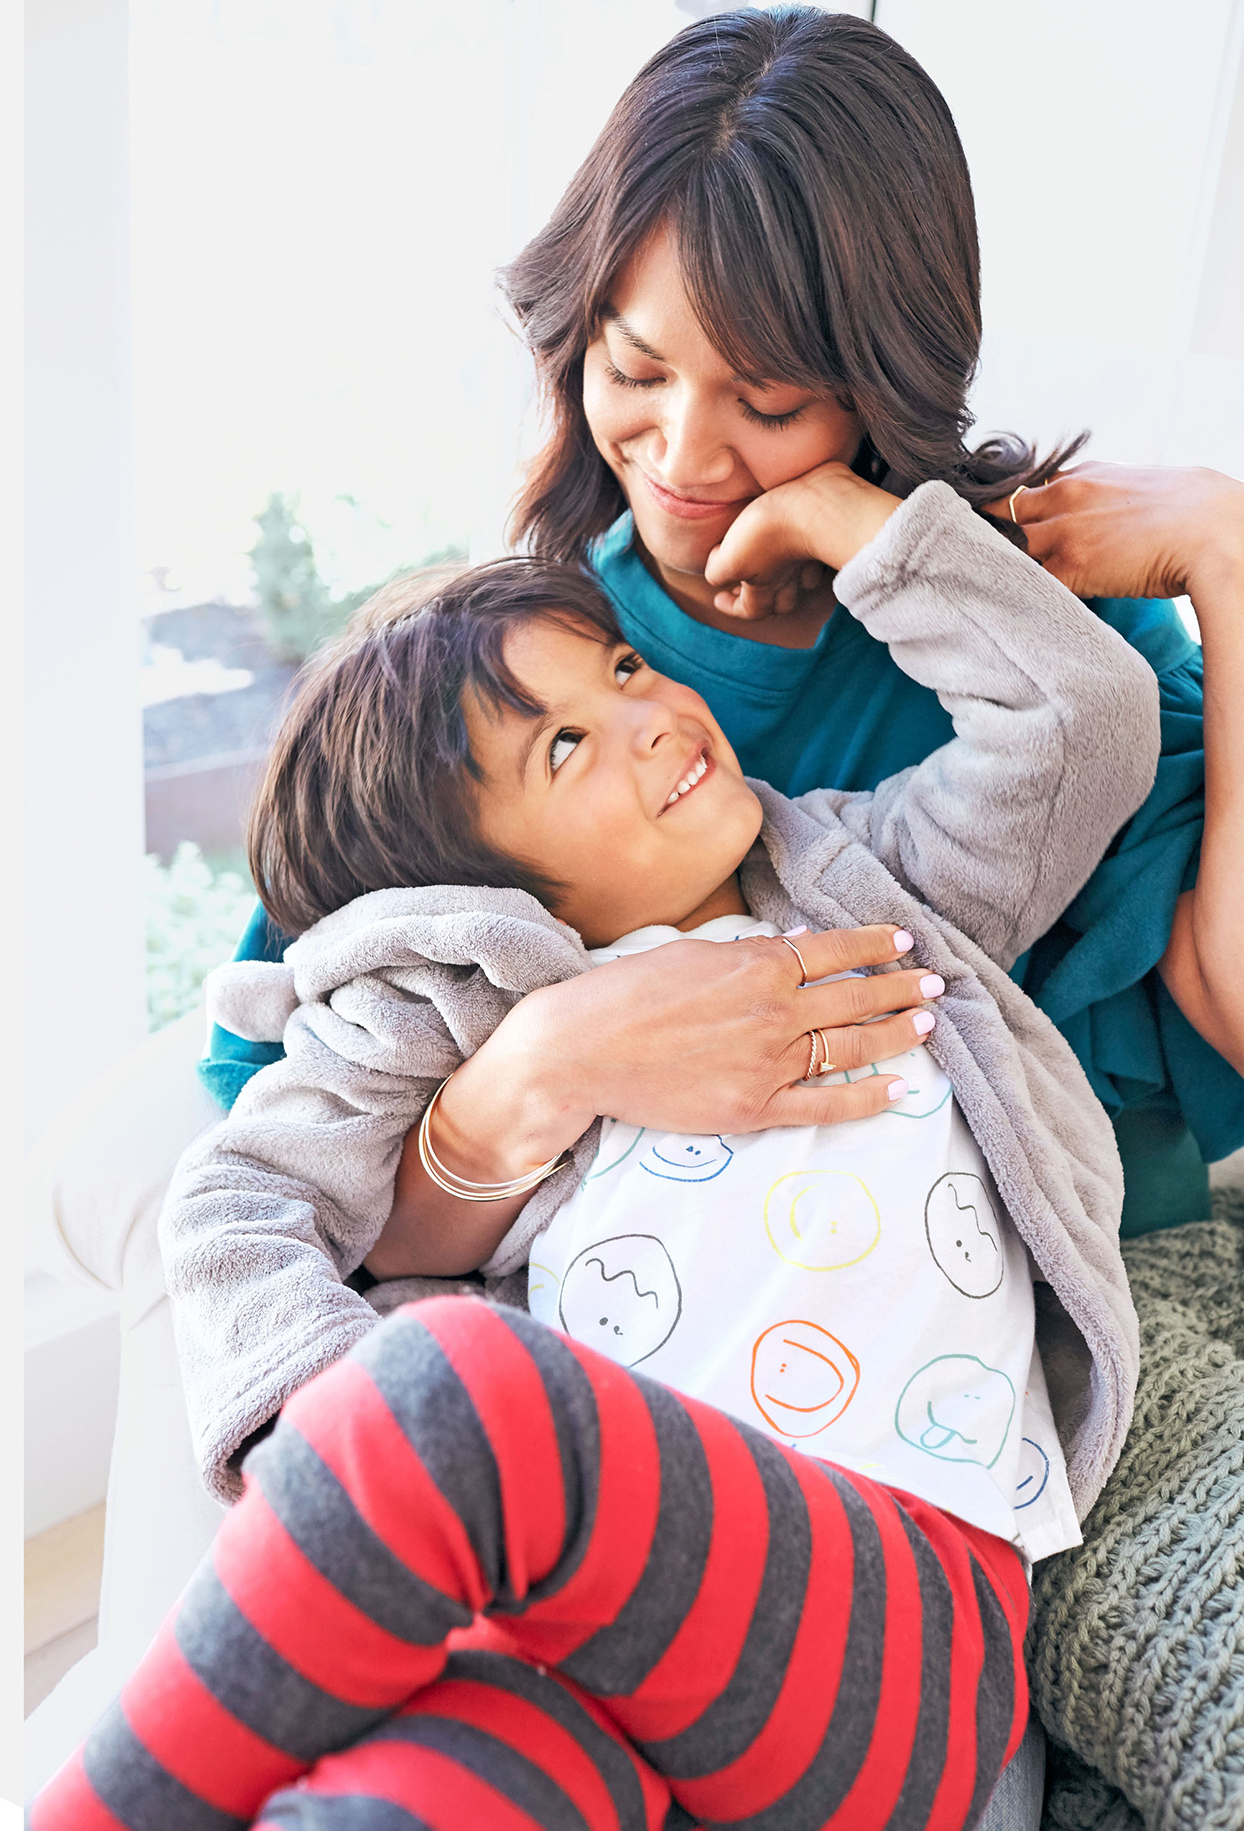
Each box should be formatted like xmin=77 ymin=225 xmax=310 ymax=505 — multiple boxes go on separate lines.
xmin=24 ymin=0 xmax=145 ymax=1152
xmin=23 ymin=0 xmax=137 ymax=1543
xmin=877 ymin=0 xmax=1244 ymax=475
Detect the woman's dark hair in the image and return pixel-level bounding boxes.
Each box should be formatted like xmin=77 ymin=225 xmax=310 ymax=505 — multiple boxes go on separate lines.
xmin=247 ymin=558 xmax=622 ymax=935
xmin=502 ymin=6 xmax=1084 ymax=561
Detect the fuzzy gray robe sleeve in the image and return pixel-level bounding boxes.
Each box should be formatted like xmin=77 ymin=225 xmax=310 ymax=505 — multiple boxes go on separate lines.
xmin=159 ymin=890 xmax=600 ymax=1500
xmin=821 ymin=482 xmax=1162 ymax=968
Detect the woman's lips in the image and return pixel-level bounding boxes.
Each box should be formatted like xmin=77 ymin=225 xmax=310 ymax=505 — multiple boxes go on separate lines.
xmin=639 ymin=470 xmax=754 ymax=522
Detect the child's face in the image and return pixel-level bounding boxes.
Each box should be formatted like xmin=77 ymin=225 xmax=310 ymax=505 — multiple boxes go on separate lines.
xmin=466 ymin=618 xmax=764 ymax=947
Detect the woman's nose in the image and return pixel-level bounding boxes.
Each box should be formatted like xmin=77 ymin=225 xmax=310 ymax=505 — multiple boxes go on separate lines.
xmin=654 ymin=386 xmax=736 ymax=488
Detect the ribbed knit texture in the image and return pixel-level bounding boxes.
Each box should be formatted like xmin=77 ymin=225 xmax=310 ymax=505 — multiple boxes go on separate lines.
xmin=1031 ymin=1186 xmax=1244 ymax=1830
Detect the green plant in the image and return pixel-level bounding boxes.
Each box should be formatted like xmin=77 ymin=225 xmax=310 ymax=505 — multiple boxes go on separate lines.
xmin=145 ymin=843 xmax=258 ymax=1031
xmin=248 ymin=493 xmax=466 ymax=664
xmin=249 ymin=494 xmax=371 ymax=663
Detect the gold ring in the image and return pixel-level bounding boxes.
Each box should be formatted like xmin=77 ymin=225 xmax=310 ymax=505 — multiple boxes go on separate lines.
xmin=805 ymin=1031 xmax=819 ymax=1079
xmin=815 ymin=1029 xmax=836 ymax=1075
xmin=1008 ymin=484 xmax=1028 ymax=524
xmin=781 ymin=936 xmax=809 ymax=988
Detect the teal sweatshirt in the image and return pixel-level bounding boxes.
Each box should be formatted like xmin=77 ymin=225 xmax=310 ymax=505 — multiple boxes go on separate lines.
xmin=204 ymin=512 xmax=1240 ymax=1234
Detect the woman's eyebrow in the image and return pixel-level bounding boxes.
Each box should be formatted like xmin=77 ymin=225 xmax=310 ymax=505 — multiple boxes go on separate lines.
xmin=601 ymin=306 xmax=664 ymax=364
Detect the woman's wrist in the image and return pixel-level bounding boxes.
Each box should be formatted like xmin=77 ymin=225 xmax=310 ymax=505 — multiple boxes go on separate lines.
xmin=435 ymin=1006 xmax=596 ymax=1183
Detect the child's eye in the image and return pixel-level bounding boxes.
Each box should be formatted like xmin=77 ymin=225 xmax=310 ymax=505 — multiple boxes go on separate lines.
xmin=549 ymin=730 xmax=582 ymax=773
xmin=614 ymin=651 xmax=644 ymax=685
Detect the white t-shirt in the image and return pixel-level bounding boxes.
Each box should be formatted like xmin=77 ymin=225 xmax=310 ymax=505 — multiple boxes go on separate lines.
xmin=527 ymin=914 xmax=1081 ymax=1564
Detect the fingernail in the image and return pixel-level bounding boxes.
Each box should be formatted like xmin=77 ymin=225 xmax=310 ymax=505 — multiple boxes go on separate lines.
xmin=919 ymin=974 xmax=945 ymax=998
xmin=893 ymin=930 xmax=914 ymax=953
xmin=912 ymin=1010 xmax=936 ymax=1035
xmin=887 ymin=1079 xmax=909 ymax=1101
xmin=783 ymin=925 xmax=809 ymax=937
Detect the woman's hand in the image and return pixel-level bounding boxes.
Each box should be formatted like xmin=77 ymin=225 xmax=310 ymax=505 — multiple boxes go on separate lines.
xmin=703 ymin=461 xmax=903 ymax=621
xmin=986 ymin=462 xmax=1244 ymax=603
xmin=993 ymin=462 xmax=1244 ymax=1078
xmin=368 ymin=925 xmax=943 ymax=1278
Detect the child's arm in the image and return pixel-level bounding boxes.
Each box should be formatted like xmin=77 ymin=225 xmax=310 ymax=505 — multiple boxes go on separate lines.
xmin=712 ymin=474 xmax=1161 ymax=968
xmin=824 ymin=482 xmax=1161 ymax=966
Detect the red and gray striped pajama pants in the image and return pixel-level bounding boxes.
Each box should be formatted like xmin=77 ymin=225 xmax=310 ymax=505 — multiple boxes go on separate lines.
xmin=31 ymin=1297 xmax=1030 ymax=1831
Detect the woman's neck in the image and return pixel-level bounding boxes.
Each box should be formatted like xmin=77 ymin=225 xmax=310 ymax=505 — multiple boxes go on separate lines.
xmin=636 ymin=535 xmax=837 ymax=652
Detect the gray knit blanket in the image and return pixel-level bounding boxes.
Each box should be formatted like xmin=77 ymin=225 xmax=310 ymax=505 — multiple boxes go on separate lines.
xmin=1032 ymin=1185 xmax=1244 ymax=1831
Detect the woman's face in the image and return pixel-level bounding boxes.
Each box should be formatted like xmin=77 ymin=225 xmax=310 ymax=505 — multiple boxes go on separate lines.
xmin=582 ymin=228 xmax=863 ymax=592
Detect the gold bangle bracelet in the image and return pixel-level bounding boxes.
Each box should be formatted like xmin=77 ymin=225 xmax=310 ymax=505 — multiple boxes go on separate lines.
xmin=417 ymin=1077 xmax=571 ymax=1203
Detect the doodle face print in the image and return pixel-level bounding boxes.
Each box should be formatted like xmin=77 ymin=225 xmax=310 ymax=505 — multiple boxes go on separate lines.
xmin=640 ymin=1133 xmax=734 ymax=1183
xmin=1014 ymin=1437 xmax=1051 ymax=1509
xmin=558 ymin=1234 xmax=682 ymax=1367
xmin=585 ymin=1121 xmax=645 ymax=1181
xmin=895 ymin=1355 xmax=1016 ymax=1468
xmin=763 ymin=1171 xmax=880 ymax=1271
xmin=924 ymin=1172 xmax=1004 ymax=1298
xmin=821 ymin=1047 xmax=952 ymax=1120
xmin=750 ymin=1320 xmax=860 ymax=1439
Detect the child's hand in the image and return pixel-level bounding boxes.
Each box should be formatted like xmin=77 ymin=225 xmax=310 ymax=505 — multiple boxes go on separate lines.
xmin=704 ymin=462 xmax=903 ymax=621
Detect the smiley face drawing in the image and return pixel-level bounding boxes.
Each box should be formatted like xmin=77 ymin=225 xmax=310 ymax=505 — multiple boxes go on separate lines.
xmin=558 ymin=1235 xmax=682 ymax=1367
xmin=1014 ymin=1437 xmax=1051 ymax=1509
xmin=823 ymin=1047 xmax=951 ymax=1120
xmin=764 ymin=1171 xmax=881 ymax=1271
xmin=640 ymin=1133 xmax=734 ymax=1183
xmin=924 ymin=1172 xmax=1004 ymax=1298
xmin=750 ymin=1320 xmax=860 ymax=1439
xmin=895 ymin=1355 xmax=1015 ymax=1469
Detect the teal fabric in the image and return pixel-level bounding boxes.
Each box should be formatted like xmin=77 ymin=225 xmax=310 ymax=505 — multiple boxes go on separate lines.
xmin=201 ymin=511 xmax=1244 ymax=1229
xmin=198 ymin=902 xmax=287 ymax=1110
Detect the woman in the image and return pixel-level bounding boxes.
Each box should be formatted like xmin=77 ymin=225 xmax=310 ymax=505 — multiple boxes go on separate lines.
xmin=211 ymin=8 xmax=1244 ymax=1247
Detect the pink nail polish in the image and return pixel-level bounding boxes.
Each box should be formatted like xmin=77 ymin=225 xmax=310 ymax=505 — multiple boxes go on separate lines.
xmin=919 ymin=974 xmax=945 ymax=998
xmin=893 ymin=930 xmax=914 ymax=953
xmin=783 ymin=925 xmax=809 ymax=937
xmin=887 ymin=1079 xmax=909 ymax=1101
xmin=913 ymin=1011 xmax=936 ymax=1035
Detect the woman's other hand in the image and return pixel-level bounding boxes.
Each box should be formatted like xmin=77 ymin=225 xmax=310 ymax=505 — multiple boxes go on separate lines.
xmin=704 ymin=461 xmax=903 ymax=620
xmin=987 ymin=462 xmax=1244 ymax=603
xmin=1000 ymin=462 xmax=1244 ymax=1078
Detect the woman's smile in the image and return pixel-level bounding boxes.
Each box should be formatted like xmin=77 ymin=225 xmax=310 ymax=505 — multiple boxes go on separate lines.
xmin=637 ymin=469 xmax=756 ymax=522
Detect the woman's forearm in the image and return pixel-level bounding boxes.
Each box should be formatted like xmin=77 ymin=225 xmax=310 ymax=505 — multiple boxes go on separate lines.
xmin=1158 ymin=517 xmax=1244 ymax=1071
xmin=365 ymin=1010 xmax=595 ymax=1278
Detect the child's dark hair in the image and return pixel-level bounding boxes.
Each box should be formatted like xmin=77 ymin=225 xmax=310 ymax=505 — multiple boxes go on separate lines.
xmin=247 ymin=558 xmax=622 ymax=936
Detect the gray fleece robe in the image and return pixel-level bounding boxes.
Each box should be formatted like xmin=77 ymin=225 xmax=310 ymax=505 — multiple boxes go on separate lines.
xmin=161 ymin=482 xmax=1160 ymax=1511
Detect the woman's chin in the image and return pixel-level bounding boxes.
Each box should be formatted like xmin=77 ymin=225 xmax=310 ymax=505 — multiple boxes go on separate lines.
xmin=631 ymin=513 xmax=723 ymax=585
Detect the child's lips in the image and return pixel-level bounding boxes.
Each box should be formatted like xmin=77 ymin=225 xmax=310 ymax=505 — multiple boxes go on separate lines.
xmin=661 ymin=749 xmax=713 ymax=812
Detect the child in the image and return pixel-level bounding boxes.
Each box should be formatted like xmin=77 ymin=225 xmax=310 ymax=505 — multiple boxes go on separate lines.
xmin=34 ymin=482 xmax=1157 ymax=1831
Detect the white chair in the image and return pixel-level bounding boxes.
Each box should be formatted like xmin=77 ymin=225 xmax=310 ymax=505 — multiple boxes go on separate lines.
xmin=24 ymin=1010 xmax=226 ymax=1796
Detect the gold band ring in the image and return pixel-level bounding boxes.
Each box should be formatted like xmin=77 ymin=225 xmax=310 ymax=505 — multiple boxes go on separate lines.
xmin=805 ymin=1029 xmax=836 ymax=1078
xmin=815 ymin=1029 xmax=836 ymax=1075
xmin=1008 ymin=484 xmax=1028 ymax=524
xmin=780 ymin=935 xmax=809 ymax=988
